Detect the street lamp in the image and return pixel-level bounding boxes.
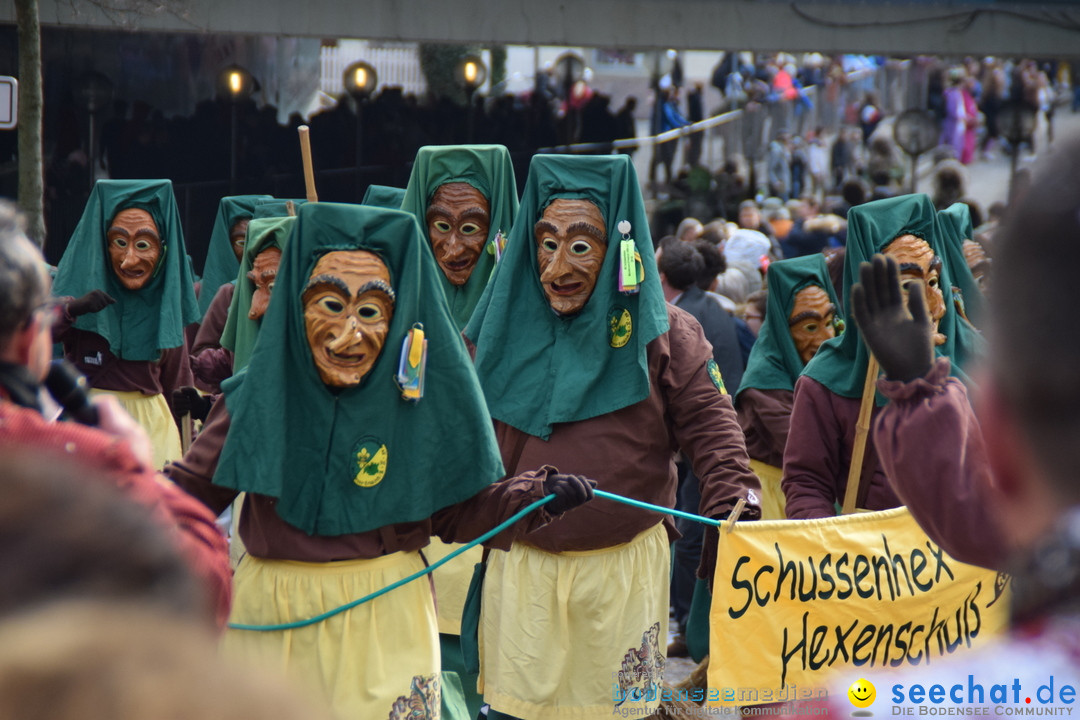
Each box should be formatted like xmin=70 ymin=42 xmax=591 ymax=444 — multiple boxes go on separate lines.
xmin=219 ymin=64 xmax=255 ymax=192
xmin=77 ymin=71 xmax=112 ymax=191
xmin=456 ymin=55 xmax=487 ymax=143
xmin=343 ymin=60 xmax=378 ymax=197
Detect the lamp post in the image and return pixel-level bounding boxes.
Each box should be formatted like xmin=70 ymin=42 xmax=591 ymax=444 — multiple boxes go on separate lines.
xmin=998 ymin=100 xmax=1037 ymax=201
xmin=219 ymin=65 xmax=255 ymax=193
xmin=343 ymin=60 xmax=378 ymax=197
xmin=456 ymin=55 xmax=487 ymax=143
xmin=77 ymin=71 xmax=112 ymax=192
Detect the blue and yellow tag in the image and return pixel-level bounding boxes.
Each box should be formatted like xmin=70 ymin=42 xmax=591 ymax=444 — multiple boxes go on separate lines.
xmin=395 ymin=323 xmax=427 ymax=401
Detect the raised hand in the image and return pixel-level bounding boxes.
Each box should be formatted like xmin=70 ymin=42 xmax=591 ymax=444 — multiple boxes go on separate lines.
xmin=850 ymin=254 xmax=934 ymax=383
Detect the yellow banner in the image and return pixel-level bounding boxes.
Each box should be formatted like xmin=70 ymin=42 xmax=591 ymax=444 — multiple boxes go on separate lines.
xmin=707 ymin=507 xmax=1011 ymax=707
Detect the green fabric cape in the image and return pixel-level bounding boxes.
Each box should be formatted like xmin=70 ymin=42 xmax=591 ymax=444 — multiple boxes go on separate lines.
xmin=401 ymin=145 xmax=519 ymax=329
xmin=362 ymin=184 xmax=406 ymax=209
xmin=736 ymin=254 xmax=840 ymax=398
xmin=802 ymin=193 xmax=984 ymax=403
xmin=52 ymin=179 xmax=200 ymax=362
xmin=938 ymin=202 xmax=987 ymax=329
xmin=219 ymin=216 xmax=296 ymax=372
xmin=214 ymin=202 xmax=504 ymax=536
xmin=197 ymin=195 xmax=271 ymax=318
xmin=464 ymin=153 xmax=670 ymax=440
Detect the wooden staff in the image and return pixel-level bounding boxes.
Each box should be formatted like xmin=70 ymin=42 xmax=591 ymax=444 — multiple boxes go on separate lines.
xmin=180 ymin=412 xmax=192 ymax=454
xmin=842 ymin=353 xmax=880 ymax=515
xmin=298 ymin=125 xmax=318 ymax=203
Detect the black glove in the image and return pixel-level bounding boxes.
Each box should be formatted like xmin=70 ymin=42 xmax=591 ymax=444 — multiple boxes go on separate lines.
xmin=850 ymin=254 xmax=934 ymax=383
xmin=68 ymin=290 xmax=116 ymax=317
xmin=542 ymin=473 xmax=596 ymax=514
xmin=171 ymin=386 xmax=213 ymax=422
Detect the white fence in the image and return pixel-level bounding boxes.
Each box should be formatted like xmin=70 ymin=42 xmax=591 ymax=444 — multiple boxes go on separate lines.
xmin=319 ymin=40 xmax=427 ymax=98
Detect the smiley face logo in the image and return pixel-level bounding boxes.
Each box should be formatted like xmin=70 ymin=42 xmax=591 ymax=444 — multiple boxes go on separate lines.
xmin=848 ymin=678 xmax=876 ymax=709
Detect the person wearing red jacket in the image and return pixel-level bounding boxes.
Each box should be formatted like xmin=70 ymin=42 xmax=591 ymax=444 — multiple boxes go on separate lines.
xmin=0 ymin=200 xmax=231 ymax=629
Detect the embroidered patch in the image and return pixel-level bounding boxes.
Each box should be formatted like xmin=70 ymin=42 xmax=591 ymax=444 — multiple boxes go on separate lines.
xmin=352 ymin=438 xmax=388 ymax=488
xmin=706 ymin=358 xmax=727 ymax=394
xmin=388 ymin=674 xmax=440 ymax=719
xmin=613 ymin=621 xmax=665 ymax=707
xmin=609 ymin=306 xmax=633 ymax=348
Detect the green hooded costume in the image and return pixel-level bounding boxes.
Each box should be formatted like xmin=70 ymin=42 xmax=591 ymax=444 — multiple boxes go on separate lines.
xmin=401 ymin=145 xmax=519 ymax=329
xmin=197 ymin=194 xmax=271 ymax=318
xmin=938 ymin=202 xmax=987 ymax=328
xmin=736 ymin=254 xmax=842 ymax=398
xmin=52 ymin=179 xmax=200 ymax=362
xmin=219 ymin=216 xmax=295 ymax=372
xmin=213 ymin=202 xmax=504 ymax=537
xmin=802 ymin=193 xmax=984 ymax=404
xmin=464 ymin=154 xmax=669 ymax=440
xmin=362 ymin=184 xmax=406 ymax=209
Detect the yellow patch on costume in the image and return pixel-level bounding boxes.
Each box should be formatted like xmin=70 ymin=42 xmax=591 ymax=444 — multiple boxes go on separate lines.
xmin=707 ymin=359 xmax=727 ymax=394
xmin=609 ymin=307 xmax=633 ymax=348
xmin=354 ymin=442 xmax=388 ymax=487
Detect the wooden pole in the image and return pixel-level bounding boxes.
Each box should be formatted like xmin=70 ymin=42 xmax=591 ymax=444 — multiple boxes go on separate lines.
xmin=298 ymin=125 xmax=318 ymax=203
xmin=180 ymin=412 xmax=192 ymax=454
xmin=842 ymin=353 xmax=880 ymax=515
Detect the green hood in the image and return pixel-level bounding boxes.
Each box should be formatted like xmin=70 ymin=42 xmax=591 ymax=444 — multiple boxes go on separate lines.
xmin=737 ymin=254 xmax=841 ymax=398
xmin=362 ymin=184 xmax=406 ymax=209
xmin=465 ymin=153 xmax=669 ymax=440
xmin=214 ymin=202 xmax=504 ymax=536
xmin=197 ymin=195 xmax=272 ymax=318
xmin=803 ymin=193 xmax=985 ymax=402
xmin=401 ymin=145 xmax=519 ymax=329
xmin=219 ymin=216 xmax=295 ymax=372
xmin=938 ymin=202 xmax=987 ymax=329
xmin=52 ymin=179 xmax=200 ymax=362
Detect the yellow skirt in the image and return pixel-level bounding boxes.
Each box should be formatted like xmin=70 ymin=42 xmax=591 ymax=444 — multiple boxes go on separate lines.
xmin=749 ymin=459 xmax=787 ymax=520
xmin=90 ymin=389 xmax=181 ymax=470
xmin=426 ymin=539 xmax=484 ymax=635
xmin=224 ymin=552 xmax=442 ymax=720
xmin=480 ymin=523 xmax=669 ymax=720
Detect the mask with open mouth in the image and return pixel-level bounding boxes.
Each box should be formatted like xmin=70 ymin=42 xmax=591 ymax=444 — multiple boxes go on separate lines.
xmin=535 ymin=198 xmax=608 ymax=316
xmin=302 ymin=250 xmax=396 ymax=387
xmin=426 ymin=182 xmax=490 ymax=286
xmin=107 ymin=208 xmax=161 ymax=290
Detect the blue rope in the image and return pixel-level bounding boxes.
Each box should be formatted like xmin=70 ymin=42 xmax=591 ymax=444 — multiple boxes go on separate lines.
xmin=228 ymin=488 xmax=718 ymax=632
xmin=593 ymin=489 xmax=722 ymax=527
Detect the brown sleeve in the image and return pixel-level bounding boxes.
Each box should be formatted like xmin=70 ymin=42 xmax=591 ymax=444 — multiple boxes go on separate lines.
xmin=782 ymin=375 xmax=847 ymax=519
xmin=430 ymin=467 xmax=556 ymax=551
xmin=662 ymin=308 xmax=761 ymax=521
xmin=192 ymin=284 xmax=234 ymax=355
xmin=875 ymin=358 xmax=1010 ymax=570
xmin=164 ymin=397 xmax=238 ymax=517
xmin=739 ymin=387 xmax=794 ymax=466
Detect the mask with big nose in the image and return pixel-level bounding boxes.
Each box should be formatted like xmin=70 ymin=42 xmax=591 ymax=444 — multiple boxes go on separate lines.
xmin=302 ymin=250 xmax=396 ymax=387
xmin=535 ymin=198 xmax=608 ymax=316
